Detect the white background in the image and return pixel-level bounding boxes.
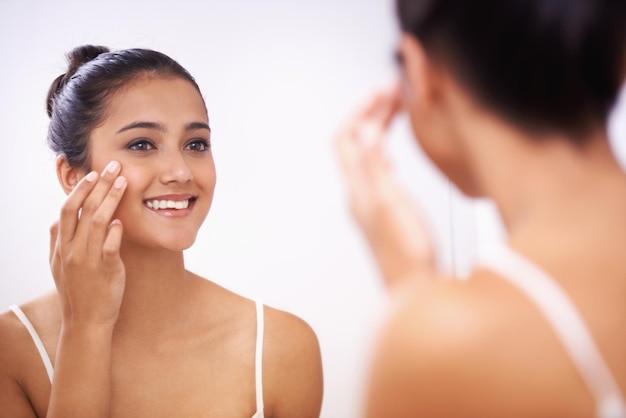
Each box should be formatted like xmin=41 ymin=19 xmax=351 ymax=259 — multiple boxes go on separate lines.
xmin=1 ymin=1 xmax=624 ymax=417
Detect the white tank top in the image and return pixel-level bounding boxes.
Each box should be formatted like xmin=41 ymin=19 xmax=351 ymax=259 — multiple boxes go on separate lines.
xmin=478 ymin=247 xmax=626 ymax=418
xmin=10 ymin=300 xmax=265 ymax=418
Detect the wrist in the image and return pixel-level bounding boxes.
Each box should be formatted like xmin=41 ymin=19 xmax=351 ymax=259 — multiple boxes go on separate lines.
xmin=60 ymin=317 xmax=116 ymax=339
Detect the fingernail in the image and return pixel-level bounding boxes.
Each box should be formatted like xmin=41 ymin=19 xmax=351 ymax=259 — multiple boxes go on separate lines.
xmin=85 ymin=171 xmax=98 ymax=182
xmin=106 ymin=161 xmax=120 ymax=174
xmin=113 ymin=176 xmax=126 ymax=189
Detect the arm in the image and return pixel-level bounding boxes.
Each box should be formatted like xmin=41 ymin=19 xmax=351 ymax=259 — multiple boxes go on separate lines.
xmin=334 ymin=84 xmax=435 ymax=294
xmin=0 ymin=373 xmax=38 ymax=418
xmin=0 ymin=313 xmax=38 ymax=418
xmin=46 ymin=161 xmax=127 ymax=418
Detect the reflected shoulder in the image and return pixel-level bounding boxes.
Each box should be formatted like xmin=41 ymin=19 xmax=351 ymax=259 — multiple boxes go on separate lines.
xmin=365 ymin=271 xmax=592 ymax=418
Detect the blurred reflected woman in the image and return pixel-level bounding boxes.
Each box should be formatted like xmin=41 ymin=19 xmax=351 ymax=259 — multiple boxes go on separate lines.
xmin=0 ymin=45 xmax=323 ymax=418
xmin=336 ymin=0 xmax=626 ymax=417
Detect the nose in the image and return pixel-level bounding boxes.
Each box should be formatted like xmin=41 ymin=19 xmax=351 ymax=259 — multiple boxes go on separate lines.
xmin=159 ymin=150 xmax=193 ymax=184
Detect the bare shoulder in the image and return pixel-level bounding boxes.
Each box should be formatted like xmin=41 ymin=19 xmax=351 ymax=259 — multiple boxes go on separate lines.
xmin=0 ymin=307 xmax=37 ymax=418
xmin=0 ymin=291 xmax=59 ymax=418
xmin=262 ymin=304 xmax=323 ymax=418
xmin=0 ymin=303 xmax=29 ymax=376
xmin=0 ymin=291 xmax=59 ymax=369
xmin=365 ymin=272 xmax=592 ymax=418
xmin=188 ymin=275 xmax=323 ymax=415
xmin=263 ymin=304 xmax=320 ymax=353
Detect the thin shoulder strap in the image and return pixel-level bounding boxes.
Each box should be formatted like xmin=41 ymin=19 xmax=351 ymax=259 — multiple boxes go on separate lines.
xmin=9 ymin=305 xmax=54 ymax=384
xmin=255 ymin=300 xmax=265 ymax=416
xmin=478 ymin=247 xmax=626 ymax=418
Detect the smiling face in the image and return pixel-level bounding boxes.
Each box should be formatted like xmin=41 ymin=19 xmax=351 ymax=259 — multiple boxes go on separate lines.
xmin=86 ymin=75 xmax=216 ymax=252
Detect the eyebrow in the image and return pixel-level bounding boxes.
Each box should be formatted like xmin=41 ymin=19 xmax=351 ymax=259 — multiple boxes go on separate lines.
xmin=116 ymin=121 xmax=211 ymax=133
xmin=185 ymin=122 xmax=211 ymax=132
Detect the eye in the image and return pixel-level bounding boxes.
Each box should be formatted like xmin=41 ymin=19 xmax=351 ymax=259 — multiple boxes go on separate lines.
xmin=185 ymin=138 xmax=211 ymax=152
xmin=127 ymin=139 xmax=156 ymax=152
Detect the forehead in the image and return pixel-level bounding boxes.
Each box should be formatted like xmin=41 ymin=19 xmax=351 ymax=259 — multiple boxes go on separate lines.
xmin=102 ymin=75 xmax=208 ymax=127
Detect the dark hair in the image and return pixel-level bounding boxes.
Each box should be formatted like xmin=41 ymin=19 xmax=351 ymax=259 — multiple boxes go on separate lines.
xmin=47 ymin=45 xmax=205 ymax=168
xmin=396 ymin=0 xmax=626 ymax=141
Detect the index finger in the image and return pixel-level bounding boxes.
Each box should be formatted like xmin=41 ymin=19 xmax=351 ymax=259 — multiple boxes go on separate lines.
xmin=335 ymin=82 xmax=402 ymax=177
xmin=57 ymin=170 xmax=99 ymax=246
xmin=338 ymin=82 xmax=402 ymax=143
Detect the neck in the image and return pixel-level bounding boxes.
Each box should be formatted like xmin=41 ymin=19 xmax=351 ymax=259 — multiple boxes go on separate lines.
xmin=475 ymin=131 xmax=624 ymax=234
xmin=113 ymin=239 xmax=197 ymax=335
xmin=453 ymin=107 xmax=626 ymax=241
xmin=459 ymin=118 xmax=626 ymax=298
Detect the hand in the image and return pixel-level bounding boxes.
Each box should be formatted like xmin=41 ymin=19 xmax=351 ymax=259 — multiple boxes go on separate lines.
xmin=49 ymin=161 xmax=127 ymax=328
xmin=335 ymin=83 xmax=435 ymax=291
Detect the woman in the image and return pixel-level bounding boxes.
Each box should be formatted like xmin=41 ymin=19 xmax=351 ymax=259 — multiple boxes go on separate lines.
xmin=0 ymin=45 xmax=323 ymax=418
xmin=336 ymin=0 xmax=626 ymax=417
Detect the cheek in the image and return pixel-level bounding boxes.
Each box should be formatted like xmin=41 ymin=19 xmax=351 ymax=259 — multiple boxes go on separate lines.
xmin=408 ymin=107 xmax=454 ymax=174
xmin=113 ymin=185 xmax=140 ymax=222
xmin=195 ymin=159 xmax=217 ymax=190
xmin=410 ymin=120 xmax=478 ymax=194
xmin=111 ymin=167 xmax=147 ymax=214
xmin=88 ymin=157 xmax=109 ymax=174
xmin=117 ymin=164 xmax=145 ymax=184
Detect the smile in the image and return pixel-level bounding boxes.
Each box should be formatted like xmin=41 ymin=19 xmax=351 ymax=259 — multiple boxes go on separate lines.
xmin=144 ymin=198 xmax=195 ymax=210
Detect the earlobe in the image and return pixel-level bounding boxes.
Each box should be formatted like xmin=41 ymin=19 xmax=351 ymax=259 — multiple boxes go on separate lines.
xmin=56 ymin=156 xmax=84 ymax=195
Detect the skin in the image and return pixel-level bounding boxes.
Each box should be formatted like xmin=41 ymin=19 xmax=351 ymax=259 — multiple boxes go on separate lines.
xmin=0 ymin=75 xmax=323 ymax=418
xmin=336 ymin=33 xmax=626 ymax=417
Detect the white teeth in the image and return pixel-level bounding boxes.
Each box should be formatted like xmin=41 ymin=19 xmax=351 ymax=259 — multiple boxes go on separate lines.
xmin=146 ymin=199 xmax=190 ymax=210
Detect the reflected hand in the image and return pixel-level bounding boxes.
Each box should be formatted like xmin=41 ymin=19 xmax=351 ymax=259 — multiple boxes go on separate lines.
xmin=49 ymin=161 xmax=127 ymax=328
xmin=335 ymin=84 xmax=435 ymax=292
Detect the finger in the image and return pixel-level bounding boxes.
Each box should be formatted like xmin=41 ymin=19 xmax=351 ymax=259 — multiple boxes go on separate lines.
xmin=356 ymin=84 xmax=402 ymax=147
xmin=58 ymin=171 xmax=99 ymax=247
xmin=49 ymin=221 xmax=59 ymax=264
xmin=73 ymin=161 xmax=122 ymax=241
xmin=336 ymin=83 xmax=401 ymax=166
xmin=335 ymin=87 xmax=388 ymax=154
xmin=102 ymin=219 xmax=123 ymax=262
xmin=85 ymin=176 xmax=127 ymax=248
xmin=373 ymin=82 xmax=402 ymax=142
xmin=360 ymin=84 xmax=402 ymax=179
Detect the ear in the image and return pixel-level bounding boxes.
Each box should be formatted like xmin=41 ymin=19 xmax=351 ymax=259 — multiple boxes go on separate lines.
xmin=398 ymin=34 xmax=441 ymax=110
xmin=56 ymin=156 xmax=86 ymax=195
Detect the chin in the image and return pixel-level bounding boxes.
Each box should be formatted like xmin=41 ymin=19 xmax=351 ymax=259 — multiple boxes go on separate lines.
xmin=456 ymin=182 xmax=482 ymax=198
xmin=446 ymin=173 xmax=482 ymax=198
xmin=158 ymin=235 xmax=198 ymax=252
xmin=122 ymin=233 xmax=198 ymax=253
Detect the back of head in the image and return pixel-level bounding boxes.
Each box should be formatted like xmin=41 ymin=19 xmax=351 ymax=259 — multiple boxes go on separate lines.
xmin=396 ymin=0 xmax=626 ymax=141
xmin=47 ymin=45 xmax=203 ymax=169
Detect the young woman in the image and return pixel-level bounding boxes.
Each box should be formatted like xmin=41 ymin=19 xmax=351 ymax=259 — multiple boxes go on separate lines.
xmin=0 ymin=45 xmax=323 ymax=418
xmin=336 ymin=0 xmax=626 ymax=417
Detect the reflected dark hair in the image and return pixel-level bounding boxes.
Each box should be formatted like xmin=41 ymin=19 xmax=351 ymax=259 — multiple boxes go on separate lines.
xmin=46 ymin=45 xmax=204 ymax=168
xmin=396 ymin=0 xmax=626 ymax=141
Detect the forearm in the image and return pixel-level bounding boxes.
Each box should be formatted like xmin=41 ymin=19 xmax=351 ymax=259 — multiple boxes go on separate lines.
xmin=47 ymin=322 xmax=114 ymax=418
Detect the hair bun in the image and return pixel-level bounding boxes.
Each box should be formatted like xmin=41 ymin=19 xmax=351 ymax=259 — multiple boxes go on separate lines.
xmin=66 ymin=45 xmax=110 ymax=77
xmin=46 ymin=45 xmax=110 ymax=117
